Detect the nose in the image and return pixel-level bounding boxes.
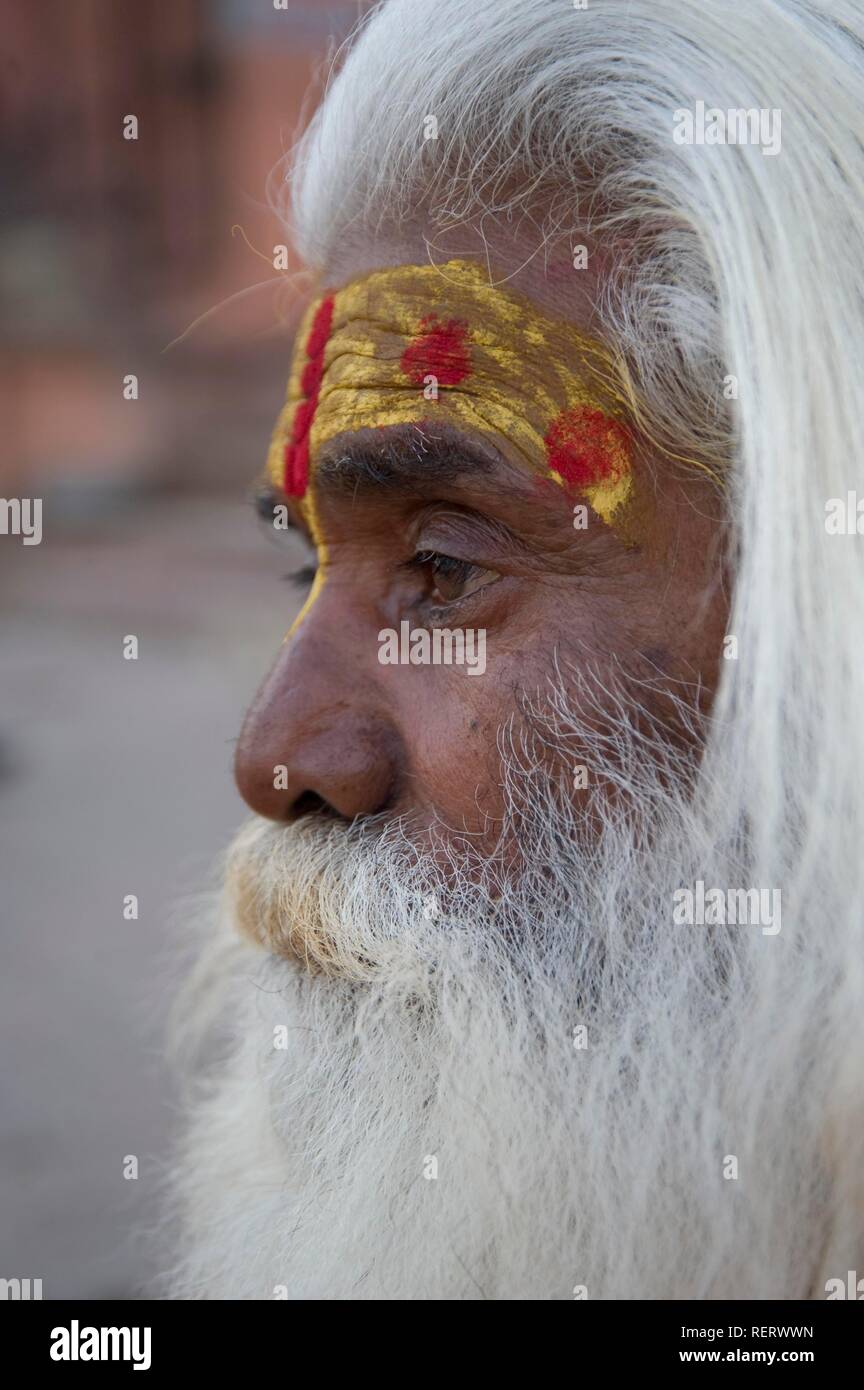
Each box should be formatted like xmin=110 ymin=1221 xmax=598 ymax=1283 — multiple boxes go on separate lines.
xmin=234 ymin=618 xmax=401 ymax=824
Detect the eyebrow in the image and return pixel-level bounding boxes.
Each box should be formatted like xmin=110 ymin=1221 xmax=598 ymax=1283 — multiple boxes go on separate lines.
xmin=312 ymin=425 xmax=499 ymax=498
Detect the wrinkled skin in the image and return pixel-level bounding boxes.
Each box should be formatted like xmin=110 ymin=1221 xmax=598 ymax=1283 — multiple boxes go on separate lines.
xmin=235 ymin=237 xmax=729 ymax=850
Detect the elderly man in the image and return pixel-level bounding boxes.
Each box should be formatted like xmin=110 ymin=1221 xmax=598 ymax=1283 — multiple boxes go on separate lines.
xmin=164 ymin=0 xmax=864 ymax=1299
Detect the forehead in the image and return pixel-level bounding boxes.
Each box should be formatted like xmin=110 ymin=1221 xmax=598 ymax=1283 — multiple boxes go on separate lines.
xmin=267 ymin=258 xmax=637 ymax=533
xmin=323 ymin=224 xmax=604 ymax=325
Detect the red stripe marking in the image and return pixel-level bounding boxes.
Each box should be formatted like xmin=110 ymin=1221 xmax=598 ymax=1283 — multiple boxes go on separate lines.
xmin=284 ymin=294 xmax=335 ymax=497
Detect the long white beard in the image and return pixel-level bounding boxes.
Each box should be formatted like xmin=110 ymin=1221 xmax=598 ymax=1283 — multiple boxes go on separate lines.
xmin=160 ymin=678 xmax=863 ymax=1299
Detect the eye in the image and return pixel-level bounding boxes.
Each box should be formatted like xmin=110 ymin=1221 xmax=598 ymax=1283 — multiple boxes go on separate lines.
xmin=411 ymin=549 xmax=498 ymax=606
xmin=287 ymin=562 xmax=318 ymax=589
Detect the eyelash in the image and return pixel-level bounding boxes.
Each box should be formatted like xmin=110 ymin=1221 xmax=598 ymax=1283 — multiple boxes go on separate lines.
xmin=287 ymin=563 xmax=318 ymax=588
xmin=409 ymin=549 xmax=474 ymax=582
xmin=286 ymin=550 xmax=491 ymax=609
xmin=408 ymin=549 xmax=494 ymax=614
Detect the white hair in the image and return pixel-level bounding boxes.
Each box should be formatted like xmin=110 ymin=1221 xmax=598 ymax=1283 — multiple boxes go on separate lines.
xmin=163 ymin=0 xmax=864 ymax=1297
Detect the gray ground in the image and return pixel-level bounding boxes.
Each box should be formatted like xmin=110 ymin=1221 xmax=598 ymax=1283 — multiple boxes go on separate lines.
xmin=0 ymin=494 xmax=304 ymax=1298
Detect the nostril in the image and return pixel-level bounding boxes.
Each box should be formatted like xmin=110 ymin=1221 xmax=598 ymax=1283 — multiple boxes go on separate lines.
xmin=290 ymin=790 xmax=339 ymax=821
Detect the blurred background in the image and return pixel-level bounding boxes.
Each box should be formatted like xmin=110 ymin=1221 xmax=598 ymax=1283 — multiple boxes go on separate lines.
xmin=0 ymin=0 xmax=358 ymax=1297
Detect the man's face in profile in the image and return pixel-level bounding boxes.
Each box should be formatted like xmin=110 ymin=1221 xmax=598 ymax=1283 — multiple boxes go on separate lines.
xmin=230 ymin=246 xmax=728 ymax=971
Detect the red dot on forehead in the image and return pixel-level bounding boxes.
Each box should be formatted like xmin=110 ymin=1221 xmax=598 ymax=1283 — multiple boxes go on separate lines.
xmin=544 ymin=406 xmax=630 ymax=488
xmin=400 ymin=315 xmax=472 ymax=387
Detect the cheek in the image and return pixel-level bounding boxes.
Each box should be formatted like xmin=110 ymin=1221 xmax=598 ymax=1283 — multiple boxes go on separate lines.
xmin=623 ymin=559 xmax=728 ymax=702
xmin=399 ymin=674 xmax=510 ymax=829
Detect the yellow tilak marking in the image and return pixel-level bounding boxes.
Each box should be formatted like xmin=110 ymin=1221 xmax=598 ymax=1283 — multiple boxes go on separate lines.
xmin=266 ymin=259 xmax=720 ymax=544
xmin=285 ymin=486 xmax=327 ymax=640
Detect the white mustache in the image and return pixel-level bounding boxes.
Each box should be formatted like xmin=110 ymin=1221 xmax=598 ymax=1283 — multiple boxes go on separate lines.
xmin=226 ymin=812 xmax=444 ymax=981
